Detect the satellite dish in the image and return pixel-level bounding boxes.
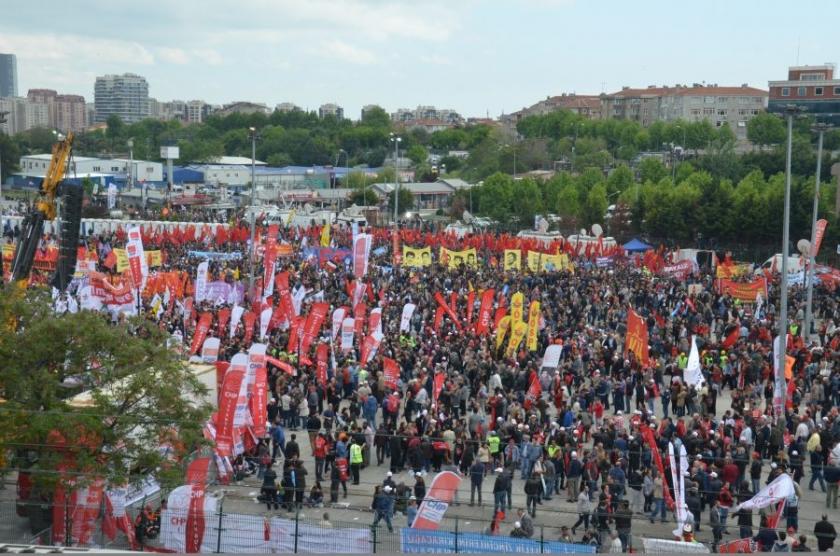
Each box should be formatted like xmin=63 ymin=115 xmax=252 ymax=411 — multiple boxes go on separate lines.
xmin=579 ymin=228 xmax=587 ymax=236
xmin=462 ymin=210 xmax=474 ymax=224
xmin=591 ymin=224 xmax=603 ymax=238
xmin=797 ymin=239 xmax=811 ymax=255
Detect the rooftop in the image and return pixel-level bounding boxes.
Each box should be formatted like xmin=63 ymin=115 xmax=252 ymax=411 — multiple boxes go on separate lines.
xmin=608 ymin=85 xmax=767 ymax=98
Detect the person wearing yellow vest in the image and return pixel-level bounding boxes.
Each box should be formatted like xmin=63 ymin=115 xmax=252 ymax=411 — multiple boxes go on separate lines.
xmin=488 ymin=432 xmax=501 ymax=470
xmin=350 ymin=440 xmax=364 ymax=485
xmin=677 ymin=352 xmax=688 ymax=370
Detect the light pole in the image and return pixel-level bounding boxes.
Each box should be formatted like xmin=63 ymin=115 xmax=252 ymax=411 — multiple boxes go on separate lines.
xmin=248 ymin=126 xmax=259 ymax=300
xmin=335 ymin=148 xmax=348 ymax=189
xmin=777 ymin=105 xmax=803 ymax=412
xmin=804 ymin=122 xmax=831 ymax=341
xmin=390 ymin=133 xmax=401 ymax=225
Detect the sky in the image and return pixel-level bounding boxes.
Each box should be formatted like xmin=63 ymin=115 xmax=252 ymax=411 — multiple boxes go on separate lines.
xmin=2 ymin=0 xmax=840 ymax=120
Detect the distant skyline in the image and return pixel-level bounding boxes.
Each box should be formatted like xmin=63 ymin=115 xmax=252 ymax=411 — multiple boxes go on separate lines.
xmin=1 ymin=0 xmax=839 ymax=119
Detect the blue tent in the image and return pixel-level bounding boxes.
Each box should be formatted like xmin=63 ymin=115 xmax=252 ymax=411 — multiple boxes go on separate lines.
xmin=623 ymin=238 xmax=653 ymax=253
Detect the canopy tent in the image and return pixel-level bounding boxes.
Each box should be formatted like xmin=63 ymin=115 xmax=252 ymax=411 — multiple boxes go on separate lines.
xmin=623 ymin=238 xmax=653 ymax=253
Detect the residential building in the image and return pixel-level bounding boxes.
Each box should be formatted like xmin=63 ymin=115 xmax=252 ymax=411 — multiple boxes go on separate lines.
xmin=216 ymin=101 xmax=269 ymax=117
xmin=361 ymin=104 xmax=384 ymax=120
xmin=276 ymin=102 xmax=301 ymax=113
xmin=94 ymin=73 xmax=150 ymax=124
xmin=318 ymin=103 xmax=344 ymax=119
xmin=25 ymin=89 xmax=87 ymax=132
xmin=390 ymin=105 xmax=463 ymax=125
xmin=0 ymin=53 xmax=18 ymax=98
xmin=186 ymin=100 xmax=206 ymax=123
xmin=18 ymin=153 xmax=162 ymax=182
xmin=768 ymin=64 xmax=840 ymax=125
xmin=602 ymin=84 xmax=767 ymax=140
xmin=0 ymin=97 xmax=27 ymax=134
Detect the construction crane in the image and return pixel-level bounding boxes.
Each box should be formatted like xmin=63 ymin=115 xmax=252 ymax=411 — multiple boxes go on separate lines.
xmin=10 ymin=131 xmax=84 ymax=290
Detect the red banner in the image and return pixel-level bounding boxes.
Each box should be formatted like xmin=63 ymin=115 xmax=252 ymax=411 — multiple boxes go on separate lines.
xmin=250 ymin=366 xmax=268 ymax=437
xmin=360 ymin=333 xmax=381 ymax=365
xmin=262 ymin=239 xmax=277 ymax=298
xmin=276 ymin=271 xmax=293 ymax=323
xmin=433 ymin=372 xmax=445 ymax=405
xmin=661 ymin=259 xmax=694 ymax=281
xmin=718 ymin=538 xmax=755 ymax=554
xmin=316 ymin=343 xmax=329 ymax=387
xmin=216 ymin=366 xmax=245 ymax=456
xmin=383 ymin=357 xmax=399 ymax=390
xmin=286 ymin=316 xmax=302 ymax=353
xmin=717 ymin=277 xmax=767 ymax=302
xmin=185 ymin=457 xmax=211 ymax=554
xmin=493 ymin=307 xmax=508 ymax=330
xmin=190 ymin=312 xmax=212 ymax=355
xmin=392 ymin=228 xmax=401 ymax=265
xmin=475 ymin=289 xmax=495 ymax=335
xmin=242 ymin=311 xmax=257 ymax=345
xmin=412 ymin=471 xmax=462 ymax=530
xmin=640 ymin=424 xmax=673 ymax=510
xmin=353 ymin=233 xmax=371 ymax=277
xmin=70 ymin=478 xmax=105 ymax=545
xmin=625 ymin=309 xmax=650 ymax=367
xmin=434 ymin=292 xmax=464 ymax=331
xmin=813 ymin=218 xmax=828 ymax=257
xmin=434 ymin=306 xmax=444 ymax=333
xmin=300 ymin=302 xmax=330 ymax=356
xmin=354 ymin=302 xmax=367 ymax=337
xmin=466 ymin=290 xmax=475 ymax=327
xmin=216 ymin=307 xmax=231 ymax=337
xmin=524 ymin=371 xmax=541 ymax=410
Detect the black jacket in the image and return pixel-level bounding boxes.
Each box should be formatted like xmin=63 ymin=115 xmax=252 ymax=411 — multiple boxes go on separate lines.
xmin=814 ymin=519 xmax=837 ymax=551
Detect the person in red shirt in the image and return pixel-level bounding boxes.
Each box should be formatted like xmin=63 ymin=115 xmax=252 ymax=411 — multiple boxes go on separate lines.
xmin=593 ymin=400 xmax=604 ymax=428
xmin=718 ymin=482 xmax=734 ymax=534
xmin=313 ymin=431 xmax=329 ymax=482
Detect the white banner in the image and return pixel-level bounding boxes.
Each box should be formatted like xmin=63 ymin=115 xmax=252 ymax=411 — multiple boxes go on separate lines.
xmin=541 ymin=344 xmax=562 ymax=368
xmin=270 ymin=517 xmax=371 ymax=553
xmin=107 ymin=183 xmax=117 ymax=210
xmin=260 ymin=307 xmax=272 ymax=340
xmin=160 ymin=485 xmax=218 ymax=553
xmin=331 ymin=307 xmax=347 ymax=341
xmin=201 ymin=337 xmax=221 ymax=364
xmin=229 ymin=305 xmax=245 ymax=339
xmin=126 ymin=226 xmax=148 ymax=289
xmin=291 ymin=285 xmax=307 ymax=316
xmin=642 ymin=538 xmax=709 ymax=554
xmin=684 ymin=335 xmax=704 ymax=387
xmin=195 ymin=261 xmax=209 ymax=303
xmin=735 ymin=472 xmax=796 ymax=511
xmin=400 ymin=303 xmax=416 ymax=332
xmin=231 ymin=353 xmax=252 ymax=427
xmin=341 ymin=317 xmax=355 ymax=352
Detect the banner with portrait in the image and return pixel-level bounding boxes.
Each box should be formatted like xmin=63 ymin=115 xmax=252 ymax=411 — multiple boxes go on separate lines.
xmin=503 ymin=249 xmax=521 ymax=271
xmin=402 ymin=246 xmax=432 ymax=268
xmin=444 ymin=248 xmax=478 ymax=269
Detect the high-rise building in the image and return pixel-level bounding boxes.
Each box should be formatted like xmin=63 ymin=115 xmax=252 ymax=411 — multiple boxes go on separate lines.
xmin=318 ymin=102 xmax=344 ymax=119
xmin=276 ymin=102 xmax=301 ymax=113
xmin=24 ymin=88 xmax=87 ymax=132
xmin=768 ymin=64 xmax=840 ymax=125
xmin=94 ymin=73 xmax=150 ymax=124
xmin=0 ymin=53 xmax=18 ymax=98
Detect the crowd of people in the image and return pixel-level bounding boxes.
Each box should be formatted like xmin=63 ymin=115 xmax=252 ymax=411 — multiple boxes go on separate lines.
xmin=12 ymin=207 xmax=840 ymax=552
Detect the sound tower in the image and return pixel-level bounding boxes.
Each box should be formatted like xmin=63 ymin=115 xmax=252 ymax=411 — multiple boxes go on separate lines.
xmin=52 ymin=183 xmax=83 ymax=291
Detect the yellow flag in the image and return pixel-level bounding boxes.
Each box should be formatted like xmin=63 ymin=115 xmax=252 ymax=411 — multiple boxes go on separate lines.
xmin=510 ymin=292 xmax=525 ymax=323
xmin=526 ymin=251 xmax=541 ymax=272
xmin=286 ymin=209 xmax=296 ymax=226
xmin=503 ymin=249 xmax=521 ymax=271
xmin=146 ymin=250 xmax=163 ymax=268
xmin=320 ymin=222 xmax=331 ymax=247
xmin=113 ymin=248 xmax=129 ymax=272
xmin=526 ymin=301 xmax=541 ymax=351
xmin=495 ymin=316 xmax=512 ymax=351
xmin=506 ymin=320 xmax=528 ymax=357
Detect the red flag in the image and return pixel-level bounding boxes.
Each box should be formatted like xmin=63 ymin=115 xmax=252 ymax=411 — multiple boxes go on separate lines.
xmin=250 ymin=366 xmax=268 ymax=437
xmin=299 ymin=302 xmax=330 ymax=356
xmin=524 ymin=371 xmax=542 ymax=410
xmin=262 ymin=239 xmax=277 ymax=298
xmin=190 ymin=312 xmax=212 ymax=355
xmin=354 ymin=302 xmax=367 ymax=337
xmin=722 ymin=326 xmax=740 ymax=349
xmin=475 ymin=288 xmax=496 ymax=335
xmin=434 ymin=292 xmax=464 ymax=331
xmin=242 ymin=311 xmax=257 ymax=345
xmin=766 ymin=499 xmax=786 ymax=530
xmin=625 ymin=309 xmax=650 ymax=367
xmin=103 ymin=250 xmax=117 ymax=270
xmin=216 ymin=307 xmax=231 ymax=337
xmin=493 ymin=307 xmax=508 ymax=330
xmin=266 ymin=356 xmax=296 ymax=376
xmin=433 ymin=372 xmax=445 ymax=404
xmin=185 ymin=457 xmax=211 ymax=554
xmin=813 ymin=219 xmax=828 ymax=257
xmin=640 ymin=424 xmax=673 ymax=510
xmin=316 ymin=343 xmax=329 ymax=387
xmin=434 ymin=306 xmax=445 ymax=333
xmin=466 ymin=290 xmax=476 ymax=327
xmin=383 ymin=357 xmax=399 ymax=390
xmin=215 ymin=361 xmax=229 ymax=404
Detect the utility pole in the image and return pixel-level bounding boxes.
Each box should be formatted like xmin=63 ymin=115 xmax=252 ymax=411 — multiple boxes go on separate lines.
xmin=804 ymin=122 xmax=831 ymax=342
xmin=390 ymin=133 xmax=401 ymax=225
xmin=777 ymin=105 xmax=803 ymax=414
xmin=248 ymin=126 xmax=259 ymax=300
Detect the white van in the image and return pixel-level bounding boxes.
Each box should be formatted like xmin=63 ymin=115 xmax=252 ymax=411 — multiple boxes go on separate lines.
xmin=755 ymin=254 xmax=804 ymax=275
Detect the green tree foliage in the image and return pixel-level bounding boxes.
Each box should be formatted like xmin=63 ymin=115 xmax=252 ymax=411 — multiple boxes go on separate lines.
xmin=406 ymin=144 xmax=428 ymax=166
xmin=638 ymin=157 xmax=667 ymax=184
xmin=387 ymin=187 xmax=415 ymax=214
xmin=0 ymin=131 xmax=21 ymax=182
xmin=0 ymin=289 xmax=211 ymax=492
xmin=747 ymin=112 xmax=787 ymax=146
xmin=582 ymin=182 xmax=608 ymax=227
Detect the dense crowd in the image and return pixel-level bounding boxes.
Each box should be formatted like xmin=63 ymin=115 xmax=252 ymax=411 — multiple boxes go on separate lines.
xmin=14 ymin=210 xmax=840 ymax=552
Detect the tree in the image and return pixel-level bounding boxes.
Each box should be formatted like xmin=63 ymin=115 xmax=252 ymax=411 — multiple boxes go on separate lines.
xmin=0 ymin=289 xmax=211 ymax=496
xmin=513 ymin=178 xmax=544 ymax=228
xmin=475 ymin=172 xmax=514 ymax=224
xmin=348 ymin=186 xmax=376 ymax=206
xmin=360 ymin=106 xmax=391 ymax=128
xmin=406 ymin=144 xmax=428 ymax=166
xmin=387 ymin=187 xmax=414 ymax=214
xmin=582 ymin=182 xmax=608 ymax=227
xmin=0 ymin=132 xmax=21 ymax=182
xmin=638 ymin=157 xmax=667 ymax=184
xmin=747 ymin=112 xmax=786 ymax=147
xmin=606 ymin=164 xmax=634 ymax=196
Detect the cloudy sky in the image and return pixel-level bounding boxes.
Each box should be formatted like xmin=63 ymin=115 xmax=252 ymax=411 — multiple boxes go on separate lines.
xmin=2 ymin=0 xmax=838 ymax=119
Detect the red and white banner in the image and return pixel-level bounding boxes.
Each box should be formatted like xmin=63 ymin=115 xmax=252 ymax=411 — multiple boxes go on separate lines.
xmin=352 ymin=233 xmax=372 ymax=277
xmin=250 ymin=366 xmax=268 ymax=437
xmin=102 ymin=486 xmax=137 ymax=548
xmin=259 ymin=306 xmax=272 ymax=340
xmin=300 ymin=302 xmax=329 ymax=356
xmin=360 ymin=332 xmax=383 ymax=364
xmin=262 ymin=239 xmax=277 ymax=299
xmin=201 ymin=337 xmax=221 ymax=363
xmin=340 ymin=317 xmax=355 ymax=352
xmin=434 ymin=292 xmax=464 ymax=331
xmin=194 ymin=261 xmax=209 ymax=303
xmin=229 ymin=305 xmax=245 ymax=339
xmin=383 ymin=357 xmax=399 ymax=390
xmin=126 ymin=226 xmax=148 ymax=289
xmin=368 ymin=307 xmax=383 ymax=337
xmin=475 ymin=289 xmax=495 ymax=335
xmin=353 ymin=302 xmax=366 ymax=337
xmin=331 ymin=307 xmax=347 ymax=341
xmin=216 ymin=362 xmax=245 ymax=457
xmin=242 ymin=311 xmax=257 ymax=345
xmin=400 ymin=303 xmax=416 ymax=332
xmin=412 ymin=471 xmax=462 ymax=530
xmin=247 ymin=342 xmax=267 ymax=386
xmin=316 ymin=343 xmax=329 ymax=387
xmin=69 ymin=478 xmax=105 ymax=546
xmin=161 ymin=482 xmax=217 ymax=553
xmin=812 ymin=218 xmax=828 ymax=257
xmin=735 ymin=472 xmax=796 ymax=511
xmin=216 ymin=307 xmax=231 ymax=337
xmin=661 ymin=259 xmax=694 ymax=281
xmin=233 ymin=352 xmax=253 ymax=427
xmin=352 ymin=280 xmax=367 ymax=308
xmin=190 ymin=312 xmax=213 ymax=355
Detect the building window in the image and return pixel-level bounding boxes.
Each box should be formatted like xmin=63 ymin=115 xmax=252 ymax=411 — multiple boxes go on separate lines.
xmin=737 ymin=121 xmax=747 ymax=128
xmin=801 ymin=73 xmax=825 ymax=81
xmin=93 ymin=166 xmax=100 ymax=171
xmin=718 ymin=109 xmax=727 ymax=116
xmin=781 ymin=87 xmax=790 ymax=96
xmin=815 ymin=87 xmax=824 ymax=96
xmin=704 ymin=96 xmax=715 ymax=104
xmin=798 ymin=86 xmax=807 ymax=96
xmin=834 ymin=86 xmax=840 ymax=96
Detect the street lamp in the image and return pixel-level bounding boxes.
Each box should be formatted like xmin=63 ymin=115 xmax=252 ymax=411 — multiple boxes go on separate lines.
xmin=390 ymin=133 xmax=402 ymax=225
xmin=776 ymin=105 xmax=804 ymax=412
xmin=804 ymin=122 xmax=832 ymax=341
xmin=248 ymin=126 xmax=260 ymax=300
xmin=335 ymin=148 xmax=348 ymax=189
